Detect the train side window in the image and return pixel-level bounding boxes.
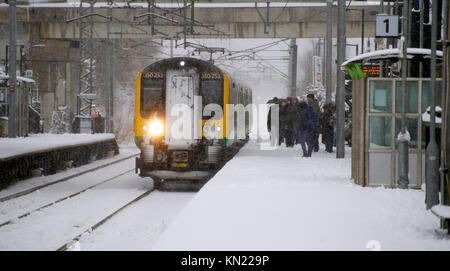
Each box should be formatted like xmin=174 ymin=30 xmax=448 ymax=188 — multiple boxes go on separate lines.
xmin=200 ymin=80 xmax=223 ymax=120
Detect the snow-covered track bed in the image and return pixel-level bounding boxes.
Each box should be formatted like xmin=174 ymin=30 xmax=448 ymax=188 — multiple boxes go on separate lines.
xmin=56 ymin=187 xmax=154 ymax=251
xmin=0 ymin=168 xmax=134 ymax=228
xmin=0 ymin=158 xmax=153 ymax=250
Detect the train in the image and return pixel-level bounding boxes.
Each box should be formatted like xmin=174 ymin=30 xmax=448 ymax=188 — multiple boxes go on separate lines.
xmin=134 ymin=57 xmax=252 ymax=190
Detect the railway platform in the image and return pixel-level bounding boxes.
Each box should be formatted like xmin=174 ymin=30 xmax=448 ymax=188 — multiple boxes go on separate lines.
xmin=153 ymin=140 xmax=450 ymax=251
xmin=0 ymin=133 xmax=119 ymax=188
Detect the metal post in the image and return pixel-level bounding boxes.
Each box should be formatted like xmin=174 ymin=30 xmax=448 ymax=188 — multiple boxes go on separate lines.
xmin=440 ymin=0 xmax=448 ymax=216
xmin=8 ymin=0 xmax=17 ymax=138
xmin=426 ymin=0 xmax=440 ymax=208
xmin=380 ymin=0 xmax=384 ymax=77
xmin=190 ymin=0 xmax=195 ymax=34
xmin=408 ymin=0 xmax=414 ymax=77
xmin=419 ymin=0 xmax=424 ymax=77
xmin=398 ymin=0 xmax=410 ymax=189
xmin=361 ymin=9 xmax=365 ymax=54
xmin=5 ymin=45 xmax=8 ymax=75
xmin=105 ymin=4 xmax=112 ymax=133
xmin=445 ymin=0 xmax=450 ymax=209
xmin=183 ymin=0 xmax=187 ymax=49
xmin=326 ymin=0 xmax=333 ymax=104
xmin=336 ymin=0 xmax=346 ymax=158
xmin=289 ymin=38 xmax=297 ymax=97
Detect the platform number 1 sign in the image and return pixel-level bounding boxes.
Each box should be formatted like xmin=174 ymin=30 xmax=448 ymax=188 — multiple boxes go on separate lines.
xmin=375 ymin=15 xmax=399 ymax=38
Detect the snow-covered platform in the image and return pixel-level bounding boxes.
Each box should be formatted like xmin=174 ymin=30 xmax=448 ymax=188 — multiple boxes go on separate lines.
xmin=153 ymin=140 xmax=450 ymax=251
xmin=0 ymin=133 xmax=116 ymax=160
xmin=0 ymin=133 xmax=119 ymax=188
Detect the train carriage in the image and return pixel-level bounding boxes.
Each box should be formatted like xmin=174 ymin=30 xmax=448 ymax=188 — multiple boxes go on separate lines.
xmin=134 ymin=57 xmax=252 ymax=190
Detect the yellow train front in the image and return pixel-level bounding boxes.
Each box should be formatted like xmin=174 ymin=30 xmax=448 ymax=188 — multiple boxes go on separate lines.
xmin=134 ymin=57 xmax=252 ymax=190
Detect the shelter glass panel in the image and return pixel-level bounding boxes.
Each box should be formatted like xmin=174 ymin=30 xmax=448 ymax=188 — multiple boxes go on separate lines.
xmin=369 ymin=152 xmax=392 ymax=185
xmin=422 ymin=81 xmax=442 ymax=113
xmin=369 ymin=80 xmax=392 ymax=113
xmin=395 ymin=117 xmax=419 ymax=149
xmin=395 ymin=81 xmax=419 ymax=113
xmin=369 ymin=116 xmax=392 ymax=149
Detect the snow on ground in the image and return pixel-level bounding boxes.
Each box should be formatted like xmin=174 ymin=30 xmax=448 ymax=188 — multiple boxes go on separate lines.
xmin=78 ymin=191 xmax=195 ymax=251
xmin=0 ymin=170 xmax=151 ymax=251
xmin=0 ymin=133 xmax=115 ymax=160
xmin=0 ymin=158 xmax=136 ymax=224
xmin=153 ymin=140 xmax=450 ymax=251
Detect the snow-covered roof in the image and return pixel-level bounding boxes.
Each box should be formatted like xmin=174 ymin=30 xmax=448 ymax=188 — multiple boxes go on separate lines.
xmin=341 ymin=48 xmax=443 ymax=69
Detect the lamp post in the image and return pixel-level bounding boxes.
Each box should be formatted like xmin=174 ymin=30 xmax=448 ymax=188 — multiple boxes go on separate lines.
xmin=426 ymin=0 xmax=439 ymax=208
xmin=326 ymin=0 xmax=333 ymax=104
xmin=398 ymin=0 xmax=410 ymax=189
xmin=8 ymin=0 xmax=17 ymax=138
xmin=336 ymin=0 xmax=346 ymax=159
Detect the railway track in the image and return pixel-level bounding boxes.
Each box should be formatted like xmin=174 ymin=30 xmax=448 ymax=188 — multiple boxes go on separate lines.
xmin=0 ymin=168 xmax=135 ymax=228
xmin=57 ymin=187 xmax=155 ymax=251
xmin=0 ymin=153 xmax=138 ymax=203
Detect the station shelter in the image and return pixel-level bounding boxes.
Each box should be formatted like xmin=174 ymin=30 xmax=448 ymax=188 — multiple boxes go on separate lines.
xmin=0 ymin=73 xmax=36 ymax=137
xmin=343 ymin=48 xmax=443 ymax=189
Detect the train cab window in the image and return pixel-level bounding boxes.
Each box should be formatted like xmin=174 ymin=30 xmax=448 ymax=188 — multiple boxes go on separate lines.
xmin=141 ymin=78 xmax=164 ymax=118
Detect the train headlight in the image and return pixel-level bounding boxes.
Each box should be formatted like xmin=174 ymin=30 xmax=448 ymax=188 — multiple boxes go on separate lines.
xmin=216 ymin=126 xmax=222 ymax=132
xmin=148 ymin=120 xmax=164 ymax=136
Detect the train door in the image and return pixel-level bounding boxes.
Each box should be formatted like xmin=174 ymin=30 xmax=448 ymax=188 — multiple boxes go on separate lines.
xmin=165 ymin=70 xmax=196 ymax=147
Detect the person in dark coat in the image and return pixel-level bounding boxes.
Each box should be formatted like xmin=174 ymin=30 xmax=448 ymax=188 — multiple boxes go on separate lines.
xmin=289 ymin=97 xmax=301 ymax=146
xmin=307 ymin=94 xmax=321 ymax=152
xmin=297 ymin=101 xmax=314 ymax=157
xmin=322 ymin=103 xmax=334 ymax=153
xmin=279 ymin=99 xmax=292 ymax=146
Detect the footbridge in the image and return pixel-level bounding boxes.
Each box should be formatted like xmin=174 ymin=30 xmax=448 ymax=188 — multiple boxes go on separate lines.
xmin=0 ymin=1 xmax=382 ymax=40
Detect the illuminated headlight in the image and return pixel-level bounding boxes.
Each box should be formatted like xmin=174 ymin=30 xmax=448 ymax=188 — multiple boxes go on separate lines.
xmin=146 ymin=120 xmax=164 ymax=136
xmin=180 ymin=61 xmax=185 ymax=66
xmin=216 ymin=126 xmax=222 ymax=132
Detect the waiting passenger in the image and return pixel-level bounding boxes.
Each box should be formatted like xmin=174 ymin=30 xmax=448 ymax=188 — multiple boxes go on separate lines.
xmin=279 ymin=99 xmax=292 ymax=146
xmin=307 ymin=94 xmax=321 ymax=152
xmin=297 ymin=101 xmax=314 ymax=157
xmin=267 ymin=97 xmax=280 ymax=146
xmin=322 ymin=103 xmax=335 ymax=153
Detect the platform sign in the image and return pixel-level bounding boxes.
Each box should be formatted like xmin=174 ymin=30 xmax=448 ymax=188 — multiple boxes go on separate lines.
xmin=376 ymin=15 xmax=399 ymax=37
xmin=313 ymin=56 xmax=323 ymax=87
